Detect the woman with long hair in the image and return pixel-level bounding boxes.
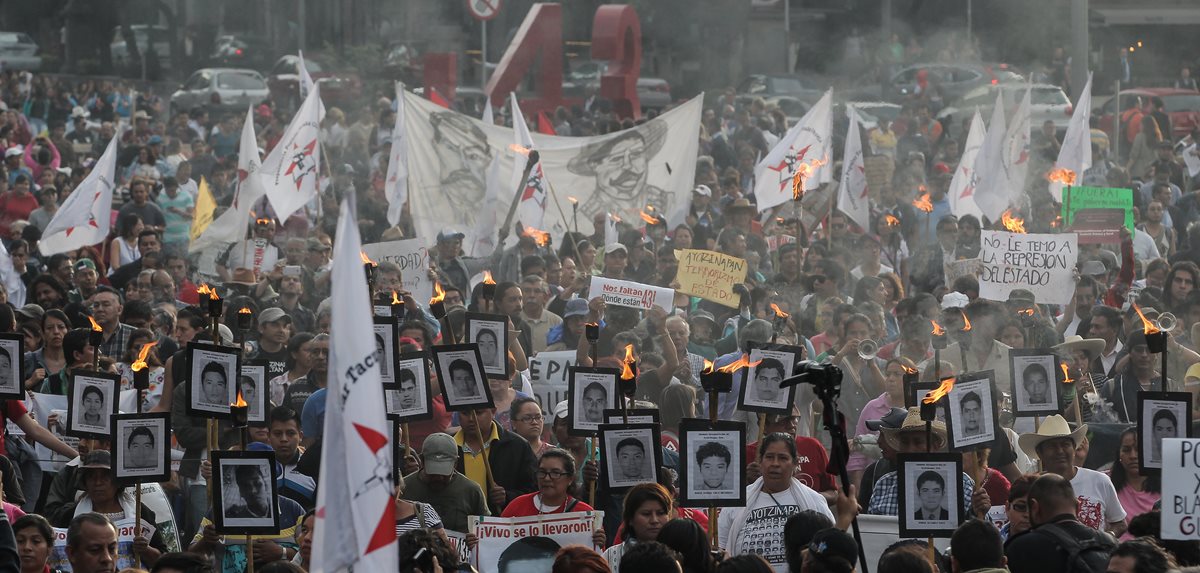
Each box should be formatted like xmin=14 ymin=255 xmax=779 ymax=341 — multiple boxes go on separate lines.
xmin=847 ymin=357 xmax=915 ymax=488
xmin=553 ymin=545 xmax=613 ymax=573
xmin=109 ymin=213 xmax=143 ymax=273
xmin=656 ymin=518 xmax=717 ymax=573
xmin=1163 ymin=261 xmax=1200 ymax=315
xmin=1110 ymin=426 xmax=1160 ymax=528
xmin=603 ymin=483 xmax=673 ymax=572
xmin=23 ymin=309 xmax=70 ymax=392
xmin=1126 ymin=114 xmax=1163 ymax=179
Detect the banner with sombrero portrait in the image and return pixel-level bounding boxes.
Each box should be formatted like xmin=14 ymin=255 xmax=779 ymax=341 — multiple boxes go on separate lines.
xmin=401 ymin=90 xmax=701 ymax=255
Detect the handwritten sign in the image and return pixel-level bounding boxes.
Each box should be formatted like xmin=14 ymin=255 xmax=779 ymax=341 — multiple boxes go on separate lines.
xmin=529 ymin=350 xmax=576 ymax=411
xmin=943 ymin=258 xmax=981 ymax=287
xmin=673 ymin=249 xmax=747 ymax=309
xmin=1162 ymin=438 xmax=1200 ymax=540
xmin=362 ymin=239 xmax=434 ymax=304
xmin=978 ymin=231 xmax=1077 ymax=305
xmin=590 ymin=276 xmax=674 ymax=311
xmin=469 ymin=511 xmax=603 ymax=572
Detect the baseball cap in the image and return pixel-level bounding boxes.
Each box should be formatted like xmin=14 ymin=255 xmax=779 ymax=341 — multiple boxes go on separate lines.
xmin=4 ymin=146 xmax=22 ymax=159
xmin=218 ymin=324 xmax=234 ymax=346
xmin=422 ymin=433 xmax=459 ymax=476
xmin=258 ymin=307 xmax=292 ymax=326
xmin=563 ymin=298 xmax=589 ymax=319
xmin=306 ymin=238 xmax=331 ymax=252
xmin=604 ymin=243 xmax=628 ymax=256
xmin=808 ymin=528 xmax=858 ymax=567
xmin=1007 ymin=289 xmax=1037 ymax=305
xmin=1079 ymin=260 xmax=1107 ymax=277
xmin=865 ymin=407 xmax=910 ymax=431
xmin=689 ymin=310 xmax=717 ymax=327
xmin=71 ymin=106 xmax=90 ymax=119
xmin=1186 ymin=363 xmax=1200 ymax=385
xmin=147 ymin=135 xmax=164 ymax=145
xmin=15 ymin=304 xmax=44 ymax=322
xmin=74 ymin=259 xmax=97 ymax=272
xmin=437 ymin=229 xmax=465 ymax=243
xmin=940 ymin=292 xmax=969 ymax=310
xmin=692 ymin=184 xmax=712 ymax=197
xmin=80 ymin=450 xmax=112 ymax=469
xmin=551 ymin=400 xmax=571 ymax=426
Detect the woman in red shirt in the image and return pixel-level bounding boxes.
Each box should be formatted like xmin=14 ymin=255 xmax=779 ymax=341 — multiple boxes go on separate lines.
xmin=500 ymin=449 xmax=606 ymax=545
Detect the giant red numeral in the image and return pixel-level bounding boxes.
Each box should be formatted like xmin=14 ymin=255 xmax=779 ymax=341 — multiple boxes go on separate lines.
xmin=422 ymin=52 xmax=458 ymax=105
xmin=485 ymin=3 xmax=643 ymax=119
xmin=484 ymin=3 xmax=562 ymax=114
xmin=591 ymin=5 xmax=641 ymax=119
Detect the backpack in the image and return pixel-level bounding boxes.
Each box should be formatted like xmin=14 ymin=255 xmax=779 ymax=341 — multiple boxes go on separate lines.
xmin=1034 ymin=521 xmax=1115 ymax=573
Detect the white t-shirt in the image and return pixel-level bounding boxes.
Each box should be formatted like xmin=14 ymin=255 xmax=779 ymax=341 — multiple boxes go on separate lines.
xmin=1071 ymin=466 xmax=1126 ymax=530
xmin=718 ymin=482 xmax=834 ymax=573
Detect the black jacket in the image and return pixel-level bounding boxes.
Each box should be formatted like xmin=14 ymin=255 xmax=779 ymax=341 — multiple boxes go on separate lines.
xmin=455 ymin=422 xmax=536 ymax=515
xmin=1005 ymin=514 xmax=1115 ymax=573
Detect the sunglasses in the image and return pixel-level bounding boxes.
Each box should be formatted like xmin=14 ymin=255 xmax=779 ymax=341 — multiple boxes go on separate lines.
xmin=811 ymin=275 xmax=827 ymax=283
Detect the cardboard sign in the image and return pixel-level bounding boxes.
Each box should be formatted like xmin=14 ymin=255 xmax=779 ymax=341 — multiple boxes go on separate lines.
xmin=590 ymin=276 xmax=674 ymax=311
xmin=469 ymin=511 xmax=603 ymax=572
xmin=978 ymin=231 xmax=1077 ymax=305
xmin=362 ymin=239 xmax=434 ymax=304
xmin=1061 ymin=186 xmax=1134 ymax=239
xmin=1068 ymin=208 xmax=1126 ymax=244
xmin=674 ymin=249 xmax=748 ymax=309
xmin=1162 ymin=438 xmax=1200 ymax=540
xmin=943 ymin=257 xmax=981 ymax=287
xmin=529 ymin=350 xmax=576 ymax=411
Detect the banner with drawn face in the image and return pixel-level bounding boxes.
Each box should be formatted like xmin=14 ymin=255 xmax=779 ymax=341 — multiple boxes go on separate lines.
xmin=403 ymin=91 xmax=701 ymax=253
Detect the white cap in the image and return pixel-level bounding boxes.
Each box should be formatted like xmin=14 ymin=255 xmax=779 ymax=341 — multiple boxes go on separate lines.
xmin=693 ymin=184 xmax=712 ymax=197
xmin=940 ymin=291 xmax=969 ymax=310
xmin=4 ymin=146 xmax=22 ymax=159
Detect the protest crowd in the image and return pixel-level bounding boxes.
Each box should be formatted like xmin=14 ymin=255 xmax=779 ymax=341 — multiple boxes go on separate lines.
xmin=2 ymin=19 xmax=1200 ymax=573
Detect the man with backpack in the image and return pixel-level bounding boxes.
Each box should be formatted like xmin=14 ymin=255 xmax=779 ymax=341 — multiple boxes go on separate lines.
xmin=1004 ymin=473 xmax=1116 ymax=573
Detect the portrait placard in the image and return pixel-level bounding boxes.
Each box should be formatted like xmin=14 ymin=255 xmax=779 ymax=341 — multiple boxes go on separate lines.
xmin=737 ymin=342 xmax=802 ymax=415
xmin=112 ymin=413 xmax=171 ymax=484
xmin=67 ymin=371 xmax=120 ymax=439
xmin=677 ymin=418 xmax=747 ymax=507
xmin=431 ymin=344 xmax=494 ymax=412
xmin=212 ymin=450 xmax=281 ymax=535
xmin=897 ymin=452 xmax=964 ymax=538
xmin=599 ymin=423 xmax=663 ymax=492
xmin=373 ymin=318 xmax=399 ymax=386
xmin=0 ymin=333 xmax=23 ymax=400
xmin=385 ymin=351 xmax=434 ymax=422
xmin=1138 ymin=391 xmax=1193 ymax=473
xmin=239 ymin=361 xmax=268 ymax=424
xmin=464 ymin=312 xmax=510 ymax=380
xmin=604 ymin=409 xmax=660 ymax=425
xmin=567 ymin=367 xmax=619 ymax=436
xmin=186 ymin=342 xmax=242 ymax=419
xmin=1009 ymin=349 xmax=1061 ymax=417
xmin=942 ymin=371 xmax=1000 ymax=452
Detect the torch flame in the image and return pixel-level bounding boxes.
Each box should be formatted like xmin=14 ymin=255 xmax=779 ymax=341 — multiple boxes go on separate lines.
xmin=430 ymin=283 xmax=446 ymax=305
xmin=233 ymin=388 xmax=247 ymax=408
xmin=912 ymin=193 xmax=933 ymax=213
xmin=1001 ymin=210 xmax=1027 ymax=233
xmin=717 ymin=354 xmax=763 ymax=374
xmin=702 ymin=359 xmax=714 ymax=374
xmin=197 ymin=283 xmax=219 ymax=301
xmin=360 ymin=251 xmax=376 ymax=266
xmin=509 ymin=143 xmax=531 ymax=157
xmin=1046 ymin=168 xmax=1077 ymax=186
xmin=923 ymin=376 xmax=956 ymax=404
xmin=1060 ymin=362 xmax=1074 ymax=384
xmin=482 ymin=270 xmax=496 ymax=285
xmin=392 ymin=291 xmax=402 ymax=305
xmin=901 ymin=364 xmax=918 ymax=375
xmin=959 ymin=310 xmax=972 ymax=332
xmin=238 ymin=307 xmax=252 ymax=315
xmin=1017 ymin=308 xmax=1035 ymax=316
xmin=131 ymin=341 xmax=158 ymax=372
xmin=568 ymin=196 xmax=578 ymax=205
xmin=640 ymin=211 xmax=660 ymax=225
xmin=770 ymin=303 xmax=790 ymax=319
xmin=1132 ymin=303 xmax=1161 ymax=335
xmin=255 ymin=217 xmax=272 ymax=226
xmin=884 ymin=214 xmax=900 ymax=226
xmin=930 ymin=320 xmax=946 ymax=336
xmin=791 ymin=157 xmax=829 ymax=201
xmin=620 ymin=344 xmax=637 ymax=381
xmin=523 ymin=227 xmax=551 ymax=247
xmin=87 ymin=315 xmax=103 ymax=332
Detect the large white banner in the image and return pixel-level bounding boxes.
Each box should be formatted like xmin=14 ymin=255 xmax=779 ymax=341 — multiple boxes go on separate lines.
xmin=978 ymin=231 xmax=1078 ymax=305
xmin=403 ymin=91 xmax=702 ymax=247
xmin=469 ymin=511 xmax=603 ymax=572
xmin=529 ymin=350 xmax=576 ymax=411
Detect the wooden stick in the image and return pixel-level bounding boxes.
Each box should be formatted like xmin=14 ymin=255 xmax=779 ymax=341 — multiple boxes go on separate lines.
xmin=402 ymin=422 xmax=411 ymax=457
xmin=757 ymin=413 xmax=767 ymax=452
xmin=708 ymin=388 xmax=720 ymax=550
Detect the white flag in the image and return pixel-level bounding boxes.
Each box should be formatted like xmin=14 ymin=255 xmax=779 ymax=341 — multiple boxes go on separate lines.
xmin=948 ymin=111 xmax=986 ymax=220
xmin=298 ymin=50 xmax=327 ymax=120
xmin=190 ymin=106 xmax=264 ymax=253
xmin=41 ymin=135 xmax=118 ymax=255
xmin=835 ymin=112 xmax=869 ymax=231
xmin=972 ymin=93 xmax=1010 ymax=221
xmin=0 ymin=241 xmax=24 ymax=307
xmin=1051 ymin=72 xmax=1094 ymax=201
xmin=1002 ymin=85 xmax=1033 ymax=200
xmin=312 ymin=194 xmax=397 ymax=572
xmin=509 ymin=93 xmax=548 ymax=231
xmin=753 ymin=89 xmax=833 ymax=212
xmin=384 ymin=82 xmax=409 ymax=226
xmin=260 ymin=82 xmax=322 ymax=223
xmin=604 ymin=212 xmax=620 ymax=247
xmin=481 ymin=97 xmax=494 ymax=125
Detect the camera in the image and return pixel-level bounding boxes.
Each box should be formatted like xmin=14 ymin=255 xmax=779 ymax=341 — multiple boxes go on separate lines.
xmin=780 ymin=360 xmax=843 ymax=401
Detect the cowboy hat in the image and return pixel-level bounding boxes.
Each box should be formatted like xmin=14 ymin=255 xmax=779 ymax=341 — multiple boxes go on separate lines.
xmin=880 ymin=407 xmax=947 ymax=451
xmin=1052 ymin=335 xmax=1105 ymax=358
xmin=725 ymin=197 xmax=758 ymax=214
xmin=1017 ymin=414 xmax=1087 ymax=460
xmin=566 ymin=118 xmax=668 ymax=177
xmin=224 ymin=268 xmax=258 ymax=287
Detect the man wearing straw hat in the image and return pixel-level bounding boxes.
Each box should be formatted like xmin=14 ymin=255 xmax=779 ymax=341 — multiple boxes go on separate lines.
xmin=865 ymin=407 xmax=989 ymax=517
xmin=1017 ymin=414 xmax=1126 ymax=536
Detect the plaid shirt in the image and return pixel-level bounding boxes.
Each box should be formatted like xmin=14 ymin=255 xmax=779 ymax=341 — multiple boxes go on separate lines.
xmin=99 ymin=323 xmax=137 ymax=360
xmin=866 ymin=471 xmax=976 ymax=516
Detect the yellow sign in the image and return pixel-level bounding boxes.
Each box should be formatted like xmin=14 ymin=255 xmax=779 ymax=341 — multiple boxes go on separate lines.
xmin=673 ymin=249 xmax=747 ymax=308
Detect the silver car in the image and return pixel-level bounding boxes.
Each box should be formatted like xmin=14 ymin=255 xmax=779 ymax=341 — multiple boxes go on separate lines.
xmin=171 ymin=68 xmax=269 ymax=114
xmin=938 ymin=83 xmax=1073 ymax=134
xmin=0 ymin=32 xmax=41 ymax=71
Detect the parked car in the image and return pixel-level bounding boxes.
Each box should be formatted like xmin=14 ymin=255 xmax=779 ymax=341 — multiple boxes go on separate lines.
xmin=937 ymin=83 xmax=1073 ymax=133
xmin=267 ymin=55 xmax=363 ymax=109
xmin=735 ymin=73 xmax=826 ymax=106
xmin=0 ymin=32 xmax=41 ymax=71
xmin=882 ymin=62 xmax=1023 ymax=103
xmin=1097 ymin=88 xmax=1200 ymax=141
xmin=110 ymin=25 xmax=173 ymax=73
xmin=170 ymin=68 xmax=269 ymax=114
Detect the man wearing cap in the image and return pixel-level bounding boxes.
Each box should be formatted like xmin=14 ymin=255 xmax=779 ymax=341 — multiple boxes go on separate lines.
xmin=66 ymin=107 xmax=95 ymax=145
xmin=4 ymin=146 xmax=31 ymax=186
xmin=725 ymin=198 xmax=770 ymax=273
xmin=68 ymin=259 xmax=100 ymax=304
xmin=1017 ymin=414 xmax=1125 ymax=535
xmin=253 ymin=308 xmax=292 ymax=379
xmin=432 ymin=229 xmax=486 ymax=297
xmin=402 ymin=433 xmax=491 ymax=533
xmin=26 ymin=184 xmax=59 ymax=233
xmin=546 ymin=298 xmax=589 ymax=352
xmin=600 ymin=243 xmax=629 ymax=279
xmin=866 ymin=408 xmax=988 ymax=517
xmin=687 ymin=310 xmax=718 ymax=360
xmin=685 ymin=184 xmax=721 ymax=248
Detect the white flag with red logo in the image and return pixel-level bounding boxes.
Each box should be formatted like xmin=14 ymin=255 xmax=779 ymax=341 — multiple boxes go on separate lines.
xmin=509 ymin=93 xmax=549 ymax=231
xmin=385 ymin=82 xmax=409 ymax=226
xmin=1051 ymin=72 xmax=1093 ymax=201
xmin=298 ymin=50 xmax=326 ymax=120
xmin=972 ymin=93 xmax=1010 ymax=221
xmin=260 ymin=82 xmax=322 ymax=223
xmin=835 ymin=111 xmax=869 ymax=231
xmin=41 ymin=135 xmax=118 ymax=255
xmin=753 ymin=89 xmax=833 ymax=212
xmin=949 ymin=111 xmax=986 ymax=220
xmin=312 ymin=193 xmax=397 ymax=573
xmin=190 ymin=106 xmax=264 ymax=253
xmin=1001 ymin=85 xmax=1032 ymax=199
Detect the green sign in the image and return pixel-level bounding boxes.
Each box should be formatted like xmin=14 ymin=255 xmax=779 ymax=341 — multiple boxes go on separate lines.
xmin=1061 ymin=186 xmax=1135 ymax=232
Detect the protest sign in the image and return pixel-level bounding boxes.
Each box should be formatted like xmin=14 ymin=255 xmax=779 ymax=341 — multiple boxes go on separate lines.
xmin=529 ymin=350 xmax=576 ymax=411
xmin=590 ymin=276 xmax=674 ymax=312
xmin=1162 ymin=438 xmax=1200 ymax=540
xmin=50 ymin=517 xmax=159 ymax=571
xmin=469 ymin=511 xmax=603 ymax=572
xmin=362 ymin=239 xmax=434 ymax=304
xmin=943 ymin=258 xmax=981 ymax=287
xmin=445 ymin=530 xmax=472 ymax=565
xmin=766 ymin=234 xmax=797 ymax=252
xmin=1061 ymin=186 xmax=1134 ymax=244
xmin=674 ymin=249 xmax=748 ymax=309
xmin=978 ymin=231 xmax=1077 ymax=305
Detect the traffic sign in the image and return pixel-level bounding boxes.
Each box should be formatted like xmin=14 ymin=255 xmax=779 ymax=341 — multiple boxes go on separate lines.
xmin=467 ymin=0 xmax=500 ymax=21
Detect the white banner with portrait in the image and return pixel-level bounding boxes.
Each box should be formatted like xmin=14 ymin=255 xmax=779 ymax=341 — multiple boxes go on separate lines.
xmin=468 ymin=511 xmax=603 ymax=573
xmin=402 ymin=91 xmax=702 ymax=252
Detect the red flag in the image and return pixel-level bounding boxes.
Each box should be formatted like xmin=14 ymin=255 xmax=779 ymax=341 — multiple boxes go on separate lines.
xmin=429 ymin=88 xmax=450 ymax=109
xmin=537 ymin=111 xmax=556 ymax=135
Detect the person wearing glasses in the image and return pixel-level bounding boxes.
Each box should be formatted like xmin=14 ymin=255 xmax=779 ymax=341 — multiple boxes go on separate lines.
xmin=487 ymin=449 xmax=607 ymax=545
xmin=510 ymin=397 xmax=552 ymax=456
